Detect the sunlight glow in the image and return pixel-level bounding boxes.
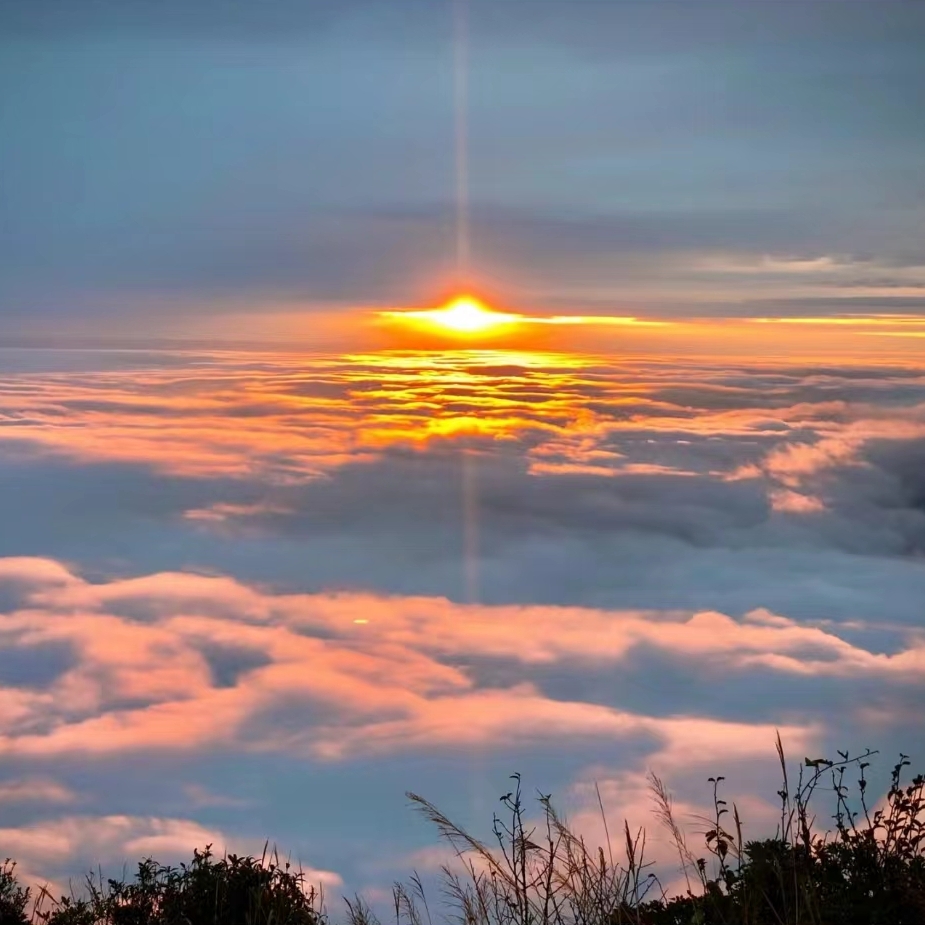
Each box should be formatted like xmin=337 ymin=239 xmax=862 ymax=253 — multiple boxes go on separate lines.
xmin=378 ymin=298 xmax=673 ymax=340
xmin=381 ymin=297 xmax=520 ymax=335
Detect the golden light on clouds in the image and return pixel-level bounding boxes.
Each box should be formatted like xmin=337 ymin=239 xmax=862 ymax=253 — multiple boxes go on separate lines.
xmin=748 ymin=315 xmax=925 ymax=326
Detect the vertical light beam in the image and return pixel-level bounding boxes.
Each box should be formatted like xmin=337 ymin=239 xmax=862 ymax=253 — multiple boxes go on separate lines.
xmin=454 ymin=0 xmax=479 ymax=604
xmin=454 ymin=0 xmax=487 ymax=822
xmin=462 ymin=448 xmax=480 ymax=603
xmin=454 ymin=0 xmax=470 ymax=274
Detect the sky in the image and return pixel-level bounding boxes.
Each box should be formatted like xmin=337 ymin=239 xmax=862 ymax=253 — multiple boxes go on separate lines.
xmin=2 ymin=0 xmax=925 ymax=333
xmin=1 ymin=0 xmax=925 ymax=912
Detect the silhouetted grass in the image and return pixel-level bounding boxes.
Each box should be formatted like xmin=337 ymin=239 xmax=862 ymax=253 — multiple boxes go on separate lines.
xmin=3 ymin=740 xmax=923 ymax=924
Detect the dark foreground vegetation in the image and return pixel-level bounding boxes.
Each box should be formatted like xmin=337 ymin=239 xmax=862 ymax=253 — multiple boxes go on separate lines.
xmin=3 ymin=739 xmax=923 ymax=925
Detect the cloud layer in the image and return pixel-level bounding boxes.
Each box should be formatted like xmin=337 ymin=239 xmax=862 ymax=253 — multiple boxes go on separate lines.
xmin=0 ymin=345 xmax=924 ymax=899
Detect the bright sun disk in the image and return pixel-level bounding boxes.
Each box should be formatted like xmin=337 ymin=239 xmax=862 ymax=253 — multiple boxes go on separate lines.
xmin=383 ymin=297 xmax=520 ymax=335
xmin=435 ymin=298 xmax=505 ymax=332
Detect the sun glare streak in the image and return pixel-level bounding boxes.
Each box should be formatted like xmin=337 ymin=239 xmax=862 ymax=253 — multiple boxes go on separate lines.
xmin=378 ymin=299 xmax=671 ymax=338
xmin=539 ymin=315 xmax=669 ymax=327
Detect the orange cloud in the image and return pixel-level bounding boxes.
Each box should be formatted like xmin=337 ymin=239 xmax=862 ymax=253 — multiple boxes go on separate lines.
xmin=0 ymin=349 xmax=922 ymax=536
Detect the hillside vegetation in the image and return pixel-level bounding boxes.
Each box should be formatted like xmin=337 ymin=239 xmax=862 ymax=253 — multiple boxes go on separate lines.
xmin=3 ymin=740 xmax=923 ymax=925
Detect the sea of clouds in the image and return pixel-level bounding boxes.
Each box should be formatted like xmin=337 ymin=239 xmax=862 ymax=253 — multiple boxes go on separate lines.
xmin=0 ymin=346 xmax=923 ymax=899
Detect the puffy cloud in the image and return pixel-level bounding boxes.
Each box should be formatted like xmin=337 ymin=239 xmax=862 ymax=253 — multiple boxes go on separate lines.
xmin=1 ymin=556 xmax=920 ymax=769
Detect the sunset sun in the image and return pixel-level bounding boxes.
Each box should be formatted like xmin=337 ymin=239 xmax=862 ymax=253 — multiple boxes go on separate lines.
xmin=428 ymin=297 xmax=514 ymax=333
xmin=380 ymin=296 xmax=521 ymax=337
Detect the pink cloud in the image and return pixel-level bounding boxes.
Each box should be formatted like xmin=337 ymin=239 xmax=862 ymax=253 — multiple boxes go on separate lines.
xmin=769 ymin=489 xmax=826 ymax=513
xmin=0 ymin=557 xmax=916 ymax=765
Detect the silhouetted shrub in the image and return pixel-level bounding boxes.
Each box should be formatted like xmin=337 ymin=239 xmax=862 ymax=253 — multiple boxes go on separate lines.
xmin=1 ymin=860 xmax=30 ymax=925
xmin=29 ymin=847 xmax=323 ymax=925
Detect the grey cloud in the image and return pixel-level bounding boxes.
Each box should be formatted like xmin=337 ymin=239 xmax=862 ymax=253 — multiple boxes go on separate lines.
xmin=0 ymin=642 xmax=75 ymax=689
xmin=472 ymin=1 xmax=925 ymax=57
xmin=8 ymin=0 xmax=921 ymax=58
xmin=0 ymin=0 xmax=401 ymax=38
xmin=2 ymin=1 xmax=924 ymax=320
xmin=198 ymin=644 xmax=275 ymax=689
xmin=701 ymin=297 xmax=925 ymax=319
xmin=525 ymin=649 xmax=917 ymax=731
